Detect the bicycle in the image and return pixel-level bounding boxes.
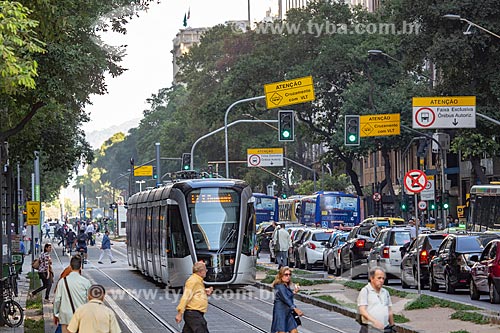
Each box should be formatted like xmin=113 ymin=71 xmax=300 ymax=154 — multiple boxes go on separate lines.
xmin=0 ymin=266 xmax=24 ymax=327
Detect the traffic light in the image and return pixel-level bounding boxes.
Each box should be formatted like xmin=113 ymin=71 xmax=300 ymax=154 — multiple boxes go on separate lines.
xmin=207 ymin=165 xmax=214 ymax=178
xmin=278 ymin=110 xmax=294 ymax=142
xmin=430 ymin=201 xmax=436 ymax=210
xmin=442 ymin=193 xmax=449 ymax=209
xmin=401 ymin=202 xmax=407 ymax=211
xmin=181 ymin=153 xmax=191 ymax=170
xmin=344 ymin=115 xmax=360 ymax=146
xmin=153 ymin=166 xmax=158 ymax=179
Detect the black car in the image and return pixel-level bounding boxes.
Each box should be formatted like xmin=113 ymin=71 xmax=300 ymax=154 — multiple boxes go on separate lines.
xmin=429 ymin=233 xmax=500 ymax=294
xmin=338 ymin=222 xmax=379 ymax=278
xmin=400 ymin=233 xmax=446 ymax=289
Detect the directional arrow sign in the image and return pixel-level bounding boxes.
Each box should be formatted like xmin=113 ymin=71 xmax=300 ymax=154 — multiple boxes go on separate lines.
xmin=26 ymin=201 xmax=41 ymax=226
xmin=412 ymin=96 xmax=476 ymax=129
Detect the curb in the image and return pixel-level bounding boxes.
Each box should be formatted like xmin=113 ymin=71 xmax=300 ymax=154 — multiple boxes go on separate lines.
xmin=255 ymin=281 xmax=421 ymax=333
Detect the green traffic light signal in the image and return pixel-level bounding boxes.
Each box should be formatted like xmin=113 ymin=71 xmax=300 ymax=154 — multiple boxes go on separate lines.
xmin=430 ymin=202 xmax=436 ymax=210
xmin=344 ymin=115 xmax=360 ymax=146
xmin=181 ymin=153 xmax=191 ymax=171
xmin=278 ymin=110 xmax=294 ymax=142
xmin=443 ymin=202 xmax=449 ymax=209
xmin=401 ymin=203 xmax=407 ymax=211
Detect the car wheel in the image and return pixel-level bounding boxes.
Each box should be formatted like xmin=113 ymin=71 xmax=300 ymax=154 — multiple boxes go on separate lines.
xmin=445 ymin=273 xmax=455 ymax=294
xmin=306 ymin=254 xmax=312 ymax=270
xmin=334 ymin=261 xmax=341 ymax=277
xmin=298 ymin=254 xmax=305 ymax=269
xmin=429 ymin=271 xmax=439 ymax=292
xmin=327 ymin=261 xmax=334 ymax=275
xmin=470 ymin=280 xmax=480 ymax=301
xmin=350 ymin=256 xmax=357 ymax=279
xmin=489 ymin=281 xmax=500 ymax=304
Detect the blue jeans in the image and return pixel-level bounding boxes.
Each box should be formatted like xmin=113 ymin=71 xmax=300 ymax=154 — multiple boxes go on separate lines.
xmin=276 ymin=251 xmax=288 ymax=268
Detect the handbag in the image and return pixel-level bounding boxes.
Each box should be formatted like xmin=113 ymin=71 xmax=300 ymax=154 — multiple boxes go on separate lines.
xmin=291 ymin=309 xmax=301 ymax=326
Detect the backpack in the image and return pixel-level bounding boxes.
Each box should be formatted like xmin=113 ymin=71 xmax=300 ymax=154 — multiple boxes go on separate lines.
xmin=31 ymin=258 xmax=40 ymax=270
xmin=77 ymin=233 xmax=87 ymax=244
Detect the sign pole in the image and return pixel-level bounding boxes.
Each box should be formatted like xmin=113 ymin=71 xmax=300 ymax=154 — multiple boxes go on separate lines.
xmin=414 ymin=193 xmax=421 ymax=295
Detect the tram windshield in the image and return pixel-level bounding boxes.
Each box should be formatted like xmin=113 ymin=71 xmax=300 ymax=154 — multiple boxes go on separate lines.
xmin=187 ymin=188 xmax=240 ymax=251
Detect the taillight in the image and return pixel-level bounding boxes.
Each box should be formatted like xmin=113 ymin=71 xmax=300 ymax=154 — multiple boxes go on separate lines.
xmin=382 ymin=247 xmax=390 ymax=259
xmin=355 ymin=239 xmax=366 ymax=248
xmin=308 ymin=243 xmax=316 ymax=250
xmin=337 ymin=249 xmax=341 ymax=254
xmin=419 ymin=250 xmax=428 ymax=264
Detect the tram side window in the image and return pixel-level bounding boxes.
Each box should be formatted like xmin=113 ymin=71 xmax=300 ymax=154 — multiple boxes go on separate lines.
xmin=168 ymin=205 xmax=188 ymax=258
xmin=242 ymin=202 xmax=255 ymax=255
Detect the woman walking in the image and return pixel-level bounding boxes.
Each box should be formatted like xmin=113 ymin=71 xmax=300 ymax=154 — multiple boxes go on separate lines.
xmin=31 ymin=243 xmax=53 ymax=302
xmin=271 ymin=266 xmax=303 ymax=333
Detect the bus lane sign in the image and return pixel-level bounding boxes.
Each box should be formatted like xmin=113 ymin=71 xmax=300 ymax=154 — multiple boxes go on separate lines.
xmin=247 ymin=148 xmax=284 ymax=167
xmin=412 ymin=96 xmax=476 ymax=129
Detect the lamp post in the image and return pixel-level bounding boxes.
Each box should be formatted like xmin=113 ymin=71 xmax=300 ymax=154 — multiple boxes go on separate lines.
xmin=96 ymin=196 xmax=101 ymax=210
xmin=443 ymin=14 xmax=500 ymax=39
xmin=367 ymin=49 xmax=434 ymax=84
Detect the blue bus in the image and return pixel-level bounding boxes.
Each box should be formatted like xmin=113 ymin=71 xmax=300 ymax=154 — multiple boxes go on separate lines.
xmin=299 ymin=191 xmax=361 ymax=228
xmin=252 ymin=193 xmax=279 ymax=226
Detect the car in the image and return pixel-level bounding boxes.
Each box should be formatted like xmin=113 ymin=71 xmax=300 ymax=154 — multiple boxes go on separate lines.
xmin=400 ymin=233 xmax=446 ymax=289
xmin=323 ymin=231 xmax=349 ymax=275
xmin=289 ymin=227 xmax=308 ymax=268
xmin=361 ymin=217 xmax=406 ymax=227
xmin=338 ymin=221 xmax=380 ymax=278
xmin=429 ymin=233 xmax=500 ymax=294
xmin=367 ymin=227 xmax=414 ymax=280
xmin=297 ymin=229 xmax=335 ymax=270
xmin=470 ymin=239 xmax=500 ymax=303
xmin=256 ymin=222 xmax=275 ymax=253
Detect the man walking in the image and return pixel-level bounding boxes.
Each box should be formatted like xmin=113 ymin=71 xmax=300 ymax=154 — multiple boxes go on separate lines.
xmin=357 ymin=266 xmax=395 ymax=333
xmin=53 ymin=255 xmax=91 ymax=333
xmin=175 ymin=261 xmax=213 ymax=333
xmin=273 ymin=223 xmax=292 ymax=268
xmin=98 ymin=230 xmax=116 ymax=264
xmin=67 ymin=284 xmax=121 ymax=333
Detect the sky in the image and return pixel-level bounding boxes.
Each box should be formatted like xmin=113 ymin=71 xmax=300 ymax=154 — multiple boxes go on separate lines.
xmin=83 ymin=0 xmax=276 ymax=133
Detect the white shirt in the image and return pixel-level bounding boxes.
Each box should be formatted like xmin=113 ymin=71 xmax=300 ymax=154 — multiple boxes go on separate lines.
xmin=357 ymin=283 xmax=392 ymax=327
xmin=85 ymin=224 xmax=95 ymax=233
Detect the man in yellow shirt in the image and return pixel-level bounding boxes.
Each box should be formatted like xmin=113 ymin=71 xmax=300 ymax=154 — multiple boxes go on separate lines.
xmin=67 ymin=284 xmax=121 ymax=333
xmin=175 ymin=261 xmax=213 ymax=333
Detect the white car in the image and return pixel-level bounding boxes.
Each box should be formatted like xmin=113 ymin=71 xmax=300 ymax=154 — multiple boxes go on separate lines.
xmin=297 ymin=229 xmax=335 ymax=270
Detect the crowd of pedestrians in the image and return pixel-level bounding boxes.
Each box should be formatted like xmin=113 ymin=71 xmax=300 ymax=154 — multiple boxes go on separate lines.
xmin=27 ymin=219 xmax=121 ymax=333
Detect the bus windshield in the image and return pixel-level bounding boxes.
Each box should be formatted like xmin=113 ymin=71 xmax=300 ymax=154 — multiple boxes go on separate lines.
xmin=255 ymin=197 xmax=277 ymax=212
xmin=187 ymin=188 xmax=240 ymax=251
xmin=320 ymin=195 xmax=357 ymax=212
xmin=470 ymin=192 xmax=500 ymax=231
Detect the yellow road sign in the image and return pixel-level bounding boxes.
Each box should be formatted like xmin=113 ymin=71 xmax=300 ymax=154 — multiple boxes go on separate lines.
xmin=264 ymin=76 xmax=315 ymax=109
xmin=457 ymin=205 xmax=465 ymax=218
xmin=134 ymin=165 xmax=153 ymax=177
xmin=360 ymin=113 xmax=400 ymax=137
xmin=26 ymin=201 xmax=40 ymax=226
xmin=247 ymin=148 xmax=283 ymax=155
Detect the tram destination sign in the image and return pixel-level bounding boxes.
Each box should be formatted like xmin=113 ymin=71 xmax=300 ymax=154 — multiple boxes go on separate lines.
xmin=264 ymin=76 xmax=315 ymax=109
xmin=360 ymin=113 xmax=400 ymax=137
xmin=412 ymin=96 xmax=476 ymax=129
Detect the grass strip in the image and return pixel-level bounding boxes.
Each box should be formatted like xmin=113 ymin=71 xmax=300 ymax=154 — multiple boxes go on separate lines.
xmin=451 ymin=311 xmax=489 ymax=325
xmin=393 ymin=314 xmax=410 ymax=323
xmin=405 ymin=294 xmax=478 ymax=311
xmin=317 ymin=295 xmax=340 ymax=304
xmin=24 ymin=318 xmax=45 ymax=333
xmin=449 ymin=331 xmax=471 ymax=333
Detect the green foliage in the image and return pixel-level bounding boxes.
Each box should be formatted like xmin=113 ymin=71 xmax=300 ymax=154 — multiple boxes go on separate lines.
xmin=449 ymin=331 xmax=471 ymax=333
xmin=450 ymin=311 xmax=489 ymax=325
xmin=24 ymin=318 xmax=44 ymax=332
xmin=404 ymin=294 xmax=478 ymax=311
xmin=295 ymin=174 xmax=352 ymax=195
xmin=317 ymin=295 xmax=340 ymax=304
xmin=342 ymin=280 xmax=365 ymax=291
xmin=393 ymin=314 xmax=410 ymax=323
xmin=0 ymin=1 xmax=45 ymax=93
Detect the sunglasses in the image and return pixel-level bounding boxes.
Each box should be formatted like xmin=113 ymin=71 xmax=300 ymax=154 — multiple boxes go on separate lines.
xmin=283 ymin=273 xmax=292 ymax=276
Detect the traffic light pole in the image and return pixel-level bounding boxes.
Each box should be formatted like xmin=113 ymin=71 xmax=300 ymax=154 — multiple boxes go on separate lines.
xmin=191 ymin=118 xmax=276 ymax=171
xmin=224 ymin=96 xmax=265 ymax=178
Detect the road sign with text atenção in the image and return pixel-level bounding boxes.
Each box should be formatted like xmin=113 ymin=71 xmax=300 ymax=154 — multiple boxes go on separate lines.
xmin=247 ymin=148 xmax=284 ymax=167
xmin=360 ymin=113 xmax=400 ymax=137
xmin=412 ymin=96 xmax=476 ymax=129
xmin=264 ymin=76 xmax=315 ymax=109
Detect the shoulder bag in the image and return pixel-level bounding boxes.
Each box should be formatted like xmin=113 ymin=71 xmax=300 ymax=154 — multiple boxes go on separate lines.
xmin=291 ymin=308 xmax=301 ymax=326
xmin=63 ymin=277 xmax=76 ymax=313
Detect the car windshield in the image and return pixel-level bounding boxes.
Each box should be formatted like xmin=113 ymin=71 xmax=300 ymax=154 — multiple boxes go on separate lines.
xmin=312 ymin=232 xmax=332 ymax=242
xmin=428 ymin=235 xmax=445 ymax=248
xmin=391 ymin=231 xmax=411 ymax=246
xmin=456 ymin=237 xmax=483 ymax=252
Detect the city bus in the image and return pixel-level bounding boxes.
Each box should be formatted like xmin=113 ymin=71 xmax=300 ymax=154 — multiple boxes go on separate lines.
xmin=299 ymin=191 xmax=361 ymax=228
xmin=278 ymin=195 xmax=303 ymax=223
xmin=252 ymin=193 xmax=279 ymax=227
xmin=468 ymin=183 xmax=500 ymax=232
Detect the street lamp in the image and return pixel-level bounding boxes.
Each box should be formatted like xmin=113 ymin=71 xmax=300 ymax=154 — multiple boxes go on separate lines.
xmin=443 ymin=14 xmax=500 ymax=39
xmin=96 ymin=196 xmax=102 ymax=209
xmin=367 ymin=49 xmax=434 ymax=84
